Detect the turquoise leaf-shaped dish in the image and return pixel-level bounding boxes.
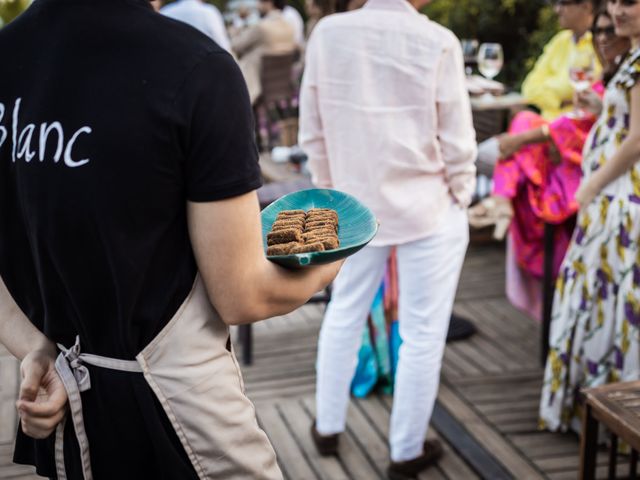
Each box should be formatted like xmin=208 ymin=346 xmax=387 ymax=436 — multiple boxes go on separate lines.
xmin=261 ymin=189 xmax=378 ymax=268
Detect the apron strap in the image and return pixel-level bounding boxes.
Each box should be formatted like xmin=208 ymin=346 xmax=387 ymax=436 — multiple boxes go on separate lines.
xmin=54 ymin=336 xmax=143 ymax=480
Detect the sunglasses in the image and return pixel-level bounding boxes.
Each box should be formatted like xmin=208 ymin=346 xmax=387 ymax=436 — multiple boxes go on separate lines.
xmin=592 ymin=26 xmax=616 ymax=36
xmin=550 ymin=0 xmax=584 ymax=5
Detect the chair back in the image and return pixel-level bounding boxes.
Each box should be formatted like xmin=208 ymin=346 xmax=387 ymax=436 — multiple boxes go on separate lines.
xmin=259 ymin=52 xmax=296 ymax=105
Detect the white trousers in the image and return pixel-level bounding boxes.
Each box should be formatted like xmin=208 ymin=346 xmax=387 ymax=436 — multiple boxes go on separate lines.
xmin=315 ymin=203 xmax=469 ymax=462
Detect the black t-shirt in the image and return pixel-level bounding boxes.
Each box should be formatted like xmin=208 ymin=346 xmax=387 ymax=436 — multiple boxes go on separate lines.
xmin=0 ymin=0 xmax=261 ymax=477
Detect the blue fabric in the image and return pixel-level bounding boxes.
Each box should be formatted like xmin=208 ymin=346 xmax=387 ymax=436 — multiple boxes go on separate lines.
xmin=351 ymin=282 xmax=403 ymax=397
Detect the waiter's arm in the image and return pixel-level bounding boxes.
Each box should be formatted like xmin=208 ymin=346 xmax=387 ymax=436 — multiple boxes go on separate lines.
xmin=0 ymin=277 xmax=67 ymax=439
xmin=188 ymin=191 xmax=342 ymax=326
xmin=0 ymin=276 xmax=54 ymax=361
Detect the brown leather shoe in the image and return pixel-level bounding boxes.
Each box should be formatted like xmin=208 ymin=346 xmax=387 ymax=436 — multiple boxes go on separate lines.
xmin=387 ymin=439 xmax=444 ymax=480
xmin=310 ymin=422 xmax=339 ymax=456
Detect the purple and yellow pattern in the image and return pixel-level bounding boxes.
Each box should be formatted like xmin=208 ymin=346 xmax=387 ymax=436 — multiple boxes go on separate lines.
xmin=540 ymin=48 xmax=640 ymax=435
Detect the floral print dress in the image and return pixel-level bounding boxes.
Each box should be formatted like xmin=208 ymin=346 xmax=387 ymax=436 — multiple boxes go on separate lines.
xmin=540 ymin=48 xmax=640 ymax=434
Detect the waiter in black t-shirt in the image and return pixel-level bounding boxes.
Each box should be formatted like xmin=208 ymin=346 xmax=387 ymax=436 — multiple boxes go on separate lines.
xmin=0 ymin=1 xmax=341 ymax=479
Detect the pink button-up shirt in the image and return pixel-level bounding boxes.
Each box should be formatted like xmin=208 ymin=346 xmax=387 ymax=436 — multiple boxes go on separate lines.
xmin=299 ymin=0 xmax=477 ymax=246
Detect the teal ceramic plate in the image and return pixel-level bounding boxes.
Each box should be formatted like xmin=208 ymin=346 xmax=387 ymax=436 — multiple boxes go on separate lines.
xmin=262 ymin=189 xmax=378 ymax=268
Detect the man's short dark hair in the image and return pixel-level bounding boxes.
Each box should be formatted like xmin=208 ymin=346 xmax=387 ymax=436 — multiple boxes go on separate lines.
xmin=273 ymin=0 xmax=286 ymax=10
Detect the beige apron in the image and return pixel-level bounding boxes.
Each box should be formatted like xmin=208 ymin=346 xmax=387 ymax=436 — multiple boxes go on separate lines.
xmin=53 ymin=275 xmax=282 ymax=480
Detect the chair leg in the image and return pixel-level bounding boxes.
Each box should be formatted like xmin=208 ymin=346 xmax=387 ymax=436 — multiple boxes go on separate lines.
xmin=238 ymin=324 xmax=253 ymax=366
xmin=579 ymin=403 xmax=599 ymax=480
xmin=541 ymin=222 xmax=555 ymax=366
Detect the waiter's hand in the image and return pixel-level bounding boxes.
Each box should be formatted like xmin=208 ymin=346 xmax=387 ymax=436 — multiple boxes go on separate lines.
xmin=16 ymin=349 xmax=67 ymax=439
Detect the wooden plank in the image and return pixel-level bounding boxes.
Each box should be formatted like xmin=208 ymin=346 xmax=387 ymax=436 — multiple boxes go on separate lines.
xmin=486 ymin=409 xmax=539 ymax=425
xmin=449 ymin=341 xmax=503 ymax=375
xmin=300 ymin=396 xmax=383 ymax=480
xmin=453 ymin=370 xmax=543 ymax=387
xmin=345 ymin=398 xmax=391 ymax=477
xmin=276 ymin=398 xmax=350 ymax=480
xmin=437 ymin=383 xmax=544 ymax=479
xmin=255 ymin=401 xmax=318 ymax=480
xmin=476 ymin=398 xmax=541 ymax=416
xmin=536 ymin=449 xmax=628 ymax=471
xmin=442 ymin=344 xmax=485 ymax=376
xmin=546 ymin=463 xmax=630 ymax=480
xmin=247 ymin=384 xmax=316 ymax=401
xmin=376 ymin=397 xmax=484 ymax=480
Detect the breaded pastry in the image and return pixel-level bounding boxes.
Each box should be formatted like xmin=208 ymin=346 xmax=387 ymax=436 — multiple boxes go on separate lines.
xmin=313 ymin=237 xmax=339 ymax=250
xmin=303 ymin=228 xmax=336 ymax=238
xmin=267 ymin=228 xmax=302 ymax=246
xmin=290 ymin=242 xmax=326 ymax=254
xmin=306 ymin=212 xmax=337 ymax=220
xmin=302 ymin=230 xmax=338 ymax=241
xmin=271 ymin=219 xmax=305 ymax=230
xmin=304 ymin=220 xmax=338 ymax=231
xmin=307 ymin=209 xmax=338 ymax=221
xmin=276 ymin=210 xmax=306 ymax=218
xmin=267 ymin=242 xmax=300 ymax=256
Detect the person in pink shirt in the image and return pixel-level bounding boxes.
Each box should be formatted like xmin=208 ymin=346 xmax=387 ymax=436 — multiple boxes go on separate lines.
xmin=299 ymin=0 xmax=476 ymax=477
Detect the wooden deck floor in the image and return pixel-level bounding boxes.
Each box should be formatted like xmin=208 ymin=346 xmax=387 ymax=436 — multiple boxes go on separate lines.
xmin=240 ymin=243 xmax=626 ymax=480
xmin=0 ymin=243 xmax=621 ymax=479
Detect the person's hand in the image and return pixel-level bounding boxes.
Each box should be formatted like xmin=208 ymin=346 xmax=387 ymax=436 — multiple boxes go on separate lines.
xmin=574 ymin=179 xmax=600 ymax=210
xmin=548 ymin=142 xmax=562 ymax=165
xmin=16 ymin=349 xmax=67 ymax=439
xmin=574 ymin=89 xmax=603 ymax=117
xmin=497 ymin=133 xmax=522 ymax=160
xmin=560 ymin=98 xmax=574 ymax=109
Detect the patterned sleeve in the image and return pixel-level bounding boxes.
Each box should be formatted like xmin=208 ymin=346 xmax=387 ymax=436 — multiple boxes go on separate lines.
xmin=616 ymin=50 xmax=640 ymax=90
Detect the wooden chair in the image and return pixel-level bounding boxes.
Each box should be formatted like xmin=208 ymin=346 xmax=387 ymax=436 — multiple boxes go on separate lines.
xmin=254 ymin=52 xmax=298 ymax=151
xmin=580 ymin=381 xmax=640 ymax=479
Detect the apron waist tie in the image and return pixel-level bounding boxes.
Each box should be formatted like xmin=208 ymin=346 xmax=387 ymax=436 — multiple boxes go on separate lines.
xmin=54 ymin=335 xmax=142 ymax=480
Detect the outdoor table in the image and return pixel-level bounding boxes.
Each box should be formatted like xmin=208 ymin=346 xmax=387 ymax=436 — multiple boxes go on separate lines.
xmin=470 ymin=92 xmax=527 ymax=142
xmin=580 ymin=381 xmax=640 ymax=480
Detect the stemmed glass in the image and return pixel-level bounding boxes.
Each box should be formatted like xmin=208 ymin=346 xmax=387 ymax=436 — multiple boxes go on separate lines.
xmin=477 ymin=43 xmax=504 ymax=99
xmin=567 ymin=50 xmax=596 ymax=118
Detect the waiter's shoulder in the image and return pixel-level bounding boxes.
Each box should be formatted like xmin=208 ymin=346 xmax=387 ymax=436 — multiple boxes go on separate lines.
xmin=151 ymin=9 xmax=228 ymax=59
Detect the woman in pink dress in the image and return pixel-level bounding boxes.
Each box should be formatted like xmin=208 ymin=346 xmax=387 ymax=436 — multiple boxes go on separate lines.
xmin=469 ymin=8 xmax=630 ymax=320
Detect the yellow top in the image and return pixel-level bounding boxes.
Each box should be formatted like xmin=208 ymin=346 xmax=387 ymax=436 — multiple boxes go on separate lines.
xmin=522 ymin=30 xmax=602 ymax=121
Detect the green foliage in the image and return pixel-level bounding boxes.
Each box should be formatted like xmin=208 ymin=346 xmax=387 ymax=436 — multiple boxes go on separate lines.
xmin=423 ymin=0 xmax=559 ymax=87
xmin=0 ymin=0 xmax=32 ymax=25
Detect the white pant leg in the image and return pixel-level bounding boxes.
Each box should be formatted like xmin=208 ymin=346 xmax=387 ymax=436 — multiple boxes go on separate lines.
xmin=390 ymin=204 xmax=469 ymax=461
xmin=315 ymin=244 xmax=390 ymax=435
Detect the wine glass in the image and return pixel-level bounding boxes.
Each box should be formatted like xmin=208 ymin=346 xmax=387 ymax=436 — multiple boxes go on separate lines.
xmin=477 ymin=43 xmax=504 ymax=98
xmin=567 ymin=50 xmax=595 ymax=118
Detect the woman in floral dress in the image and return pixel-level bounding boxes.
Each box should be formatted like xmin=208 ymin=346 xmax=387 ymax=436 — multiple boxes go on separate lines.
xmin=540 ymin=0 xmax=640 ymax=434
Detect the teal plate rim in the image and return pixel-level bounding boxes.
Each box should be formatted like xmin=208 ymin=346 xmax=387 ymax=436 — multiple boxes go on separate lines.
xmin=261 ymin=188 xmax=379 ymax=266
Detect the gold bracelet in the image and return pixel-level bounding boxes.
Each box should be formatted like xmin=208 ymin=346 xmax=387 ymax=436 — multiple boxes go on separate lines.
xmin=541 ymin=124 xmax=550 ymax=139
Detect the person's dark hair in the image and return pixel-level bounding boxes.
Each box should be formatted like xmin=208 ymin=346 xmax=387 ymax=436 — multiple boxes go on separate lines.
xmin=587 ymin=0 xmax=601 ymax=9
xmin=592 ymin=5 xmax=630 ymax=85
xmin=313 ymin=0 xmax=336 ymax=16
xmin=334 ymin=0 xmax=349 ymax=12
xmin=272 ymin=0 xmax=286 ymax=10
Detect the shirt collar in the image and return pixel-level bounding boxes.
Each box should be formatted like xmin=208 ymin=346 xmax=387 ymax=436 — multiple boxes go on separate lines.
xmin=574 ymin=30 xmax=593 ymax=45
xmin=363 ymin=0 xmax=420 ymax=15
